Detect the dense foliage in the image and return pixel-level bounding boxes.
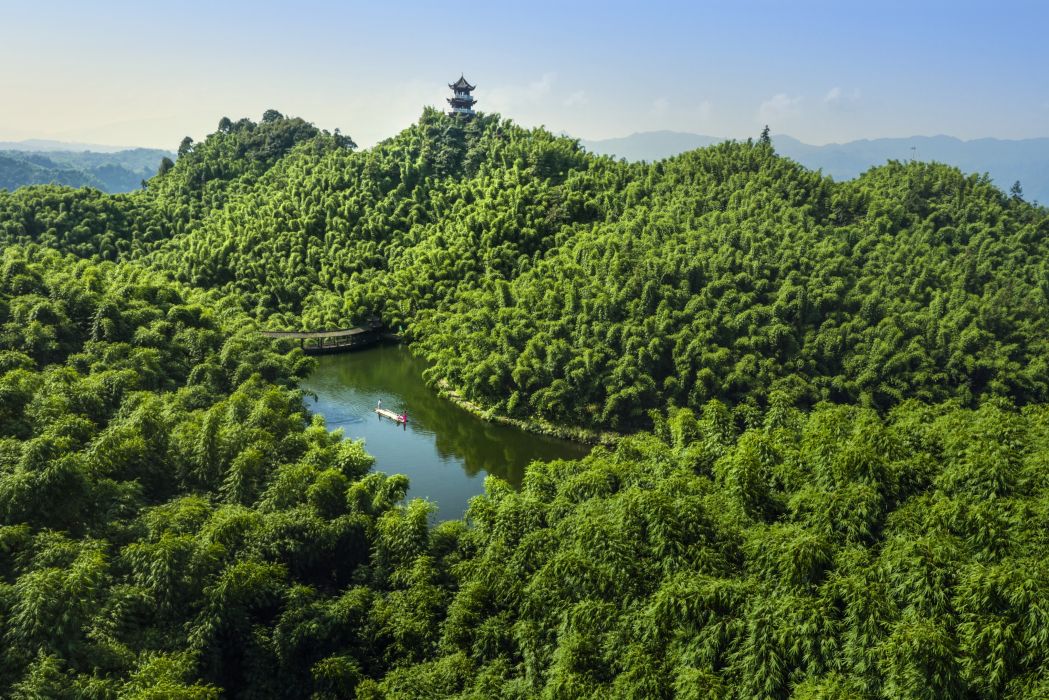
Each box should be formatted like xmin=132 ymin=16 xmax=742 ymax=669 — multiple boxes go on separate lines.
xmin=0 ymin=246 xmax=449 ymax=697
xmin=379 ymin=398 xmax=1049 ymax=698
xmin=0 ymin=186 xmax=172 ymax=260
xmin=5 ymin=109 xmax=1045 ymax=431
xmin=146 ymin=109 xmax=602 ymax=325
xmin=5 ymin=254 xmax=1049 ymax=697
xmin=413 ymin=150 xmax=1049 ymax=428
xmin=2 ymin=109 xmax=1049 ymax=697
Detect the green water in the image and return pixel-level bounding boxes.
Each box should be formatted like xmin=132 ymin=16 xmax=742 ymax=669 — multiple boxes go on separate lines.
xmin=301 ymin=344 xmax=590 ymax=520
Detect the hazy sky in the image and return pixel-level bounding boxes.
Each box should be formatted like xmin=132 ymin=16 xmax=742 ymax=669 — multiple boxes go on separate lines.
xmin=1 ymin=0 xmax=1046 ymax=149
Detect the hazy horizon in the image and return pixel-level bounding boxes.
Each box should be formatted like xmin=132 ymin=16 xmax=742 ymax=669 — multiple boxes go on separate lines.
xmin=5 ymin=130 xmax=1049 ymax=157
xmin=2 ymin=0 xmax=1047 ymax=150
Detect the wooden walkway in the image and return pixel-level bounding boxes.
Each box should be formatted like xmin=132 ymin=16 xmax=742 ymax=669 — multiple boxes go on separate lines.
xmin=260 ymin=321 xmax=384 ymax=355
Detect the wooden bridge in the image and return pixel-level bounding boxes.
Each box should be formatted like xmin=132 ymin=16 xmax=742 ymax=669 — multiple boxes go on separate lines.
xmin=260 ymin=320 xmax=385 ymax=355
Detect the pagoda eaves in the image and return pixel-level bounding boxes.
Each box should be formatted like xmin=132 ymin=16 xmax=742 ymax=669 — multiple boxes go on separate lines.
xmin=449 ymin=75 xmax=475 ymax=91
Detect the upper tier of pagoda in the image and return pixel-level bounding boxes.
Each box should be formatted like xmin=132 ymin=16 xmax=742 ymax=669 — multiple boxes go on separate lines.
xmin=449 ymin=75 xmax=475 ymax=91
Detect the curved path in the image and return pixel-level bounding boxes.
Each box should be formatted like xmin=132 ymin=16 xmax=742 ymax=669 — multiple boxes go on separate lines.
xmin=260 ymin=324 xmax=383 ymax=354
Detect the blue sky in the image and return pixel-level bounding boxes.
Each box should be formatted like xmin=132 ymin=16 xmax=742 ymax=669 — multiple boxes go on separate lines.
xmin=1 ymin=0 xmax=1046 ymax=148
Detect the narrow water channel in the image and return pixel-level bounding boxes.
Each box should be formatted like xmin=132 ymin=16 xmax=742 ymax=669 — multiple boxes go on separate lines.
xmin=301 ymin=344 xmax=590 ymax=521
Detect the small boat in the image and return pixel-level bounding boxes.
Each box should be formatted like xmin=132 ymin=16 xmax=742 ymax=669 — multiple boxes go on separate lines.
xmin=376 ymin=407 xmax=408 ymax=424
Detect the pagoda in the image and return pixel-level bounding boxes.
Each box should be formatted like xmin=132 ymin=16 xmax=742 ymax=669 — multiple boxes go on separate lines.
xmin=447 ymin=75 xmax=477 ymax=117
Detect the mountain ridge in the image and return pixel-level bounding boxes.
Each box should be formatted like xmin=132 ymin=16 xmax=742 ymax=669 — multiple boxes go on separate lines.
xmin=0 ymin=146 xmax=175 ymax=193
xmin=0 ymin=138 xmax=157 ymax=153
xmin=580 ymin=131 xmax=1049 ymax=203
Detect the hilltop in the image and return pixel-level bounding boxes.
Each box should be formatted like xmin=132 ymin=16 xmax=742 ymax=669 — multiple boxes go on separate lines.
xmin=2 ymin=109 xmax=1047 ymax=432
xmin=581 ymin=131 xmax=1049 ymax=204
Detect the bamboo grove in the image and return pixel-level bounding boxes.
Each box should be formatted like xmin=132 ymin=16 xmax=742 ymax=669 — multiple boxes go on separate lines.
xmin=1 ymin=110 xmax=1048 ymax=697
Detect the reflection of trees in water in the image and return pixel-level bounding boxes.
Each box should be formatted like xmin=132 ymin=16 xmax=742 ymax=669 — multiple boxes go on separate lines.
xmin=308 ymin=345 xmax=588 ymax=487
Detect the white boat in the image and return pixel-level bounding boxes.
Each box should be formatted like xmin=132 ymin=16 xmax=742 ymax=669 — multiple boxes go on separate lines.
xmin=376 ymin=407 xmax=408 ymax=424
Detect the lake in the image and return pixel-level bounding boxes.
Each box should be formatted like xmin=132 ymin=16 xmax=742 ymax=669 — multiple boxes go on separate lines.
xmin=301 ymin=344 xmax=590 ymax=521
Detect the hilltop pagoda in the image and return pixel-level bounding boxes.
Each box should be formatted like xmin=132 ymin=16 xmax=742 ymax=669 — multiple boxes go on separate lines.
xmin=447 ymin=75 xmax=477 ymax=117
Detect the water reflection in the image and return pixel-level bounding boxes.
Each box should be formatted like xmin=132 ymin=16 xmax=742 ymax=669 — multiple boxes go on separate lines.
xmin=301 ymin=344 xmax=588 ymax=519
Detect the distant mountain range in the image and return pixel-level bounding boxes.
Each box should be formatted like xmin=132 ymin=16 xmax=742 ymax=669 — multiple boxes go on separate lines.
xmin=0 ymin=138 xmax=152 ymax=153
xmin=0 ymin=141 xmax=173 ymax=193
xmin=580 ymin=132 xmax=1049 ymax=204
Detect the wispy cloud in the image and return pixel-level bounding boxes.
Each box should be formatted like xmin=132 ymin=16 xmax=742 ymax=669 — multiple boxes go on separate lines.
xmin=652 ymin=97 xmax=670 ymax=116
xmin=675 ymin=100 xmax=713 ymax=129
xmin=564 ymin=90 xmax=588 ymax=107
xmin=823 ymin=86 xmax=861 ymax=109
xmin=486 ymin=73 xmax=556 ymax=112
xmin=757 ymin=93 xmax=802 ymax=124
xmin=695 ymin=100 xmax=712 ymax=121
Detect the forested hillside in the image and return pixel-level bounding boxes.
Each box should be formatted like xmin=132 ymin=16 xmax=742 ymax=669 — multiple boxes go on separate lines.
xmin=5 ymin=108 xmax=1043 ymax=432
xmin=4 ymin=246 xmax=1049 ymax=697
xmin=0 ymin=153 xmax=98 ymax=191
xmin=2 ymin=109 xmax=1049 ymax=697
xmin=0 ymin=148 xmax=171 ymax=193
xmin=0 ymin=246 xmax=451 ymax=697
xmin=5 ymin=247 xmax=1049 ymax=698
xmin=136 ymin=113 xmax=1049 ymax=430
xmin=580 ymin=132 xmax=1049 ymax=205
xmin=379 ymin=398 xmax=1049 ymax=698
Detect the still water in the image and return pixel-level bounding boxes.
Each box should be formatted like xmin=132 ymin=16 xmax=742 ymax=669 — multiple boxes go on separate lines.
xmin=301 ymin=344 xmax=590 ymax=521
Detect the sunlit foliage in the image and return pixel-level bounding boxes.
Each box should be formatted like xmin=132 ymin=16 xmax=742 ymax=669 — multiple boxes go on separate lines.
xmin=2 ymin=109 xmax=1049 ymax=697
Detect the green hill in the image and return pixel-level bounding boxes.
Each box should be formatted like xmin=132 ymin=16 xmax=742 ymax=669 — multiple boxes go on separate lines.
xmin=0 ymin=152 xmax=100 ymax=190
xmin=2 ymin=111 xmax=1048 ymax=432
xmin=2 ymin=110 xmax=1049 ymax=697
xmin=145 ymin=110 xmax=1049 ymax=431
xmin=581 ymin=131 xmax=1049 ymax=205
xmin=0 ymin=147 xmax=173 ymax=193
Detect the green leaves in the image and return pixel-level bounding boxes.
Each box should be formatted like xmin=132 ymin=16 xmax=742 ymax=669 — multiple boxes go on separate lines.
xmin=3 ymin=110 xmax=1049 ymax=698
xmin=0 ymin=247 xmax=461 ymax=696
xmin=385 ymin=402 xmax=1049 ymax=698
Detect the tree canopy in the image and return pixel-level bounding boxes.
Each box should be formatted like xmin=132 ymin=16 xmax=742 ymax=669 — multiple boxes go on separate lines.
xmin=4 ymin=108 xmax=1046 ymax=431
xmin=1 ymin=109 xmax=1049 ymax=697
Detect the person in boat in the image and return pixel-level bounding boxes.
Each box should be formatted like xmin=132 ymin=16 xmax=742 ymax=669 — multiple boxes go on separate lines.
xmin=401 ymin=410 xmax=408 ymax=423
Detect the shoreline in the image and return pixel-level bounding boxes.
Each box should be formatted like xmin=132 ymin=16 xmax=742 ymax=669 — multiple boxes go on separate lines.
xmin=434 ymin=379 xmax=620 ymax=447
xmin=298 ymin=337 xmax=620 ymax=447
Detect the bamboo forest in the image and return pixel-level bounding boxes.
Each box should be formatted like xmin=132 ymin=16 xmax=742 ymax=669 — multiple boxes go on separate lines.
xmin=2 ymin=107 xmax=1049 ymax=699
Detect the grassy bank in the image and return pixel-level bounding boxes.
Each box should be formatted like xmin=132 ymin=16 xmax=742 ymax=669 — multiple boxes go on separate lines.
xmin=434 ymin=379 xmax=620 ymax=446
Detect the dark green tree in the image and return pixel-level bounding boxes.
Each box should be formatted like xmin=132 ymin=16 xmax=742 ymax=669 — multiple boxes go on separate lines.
xmin=177 ymin=136 xmax=194 ymax=158
xmin=157 ymin=156 xmax=174 ymax=176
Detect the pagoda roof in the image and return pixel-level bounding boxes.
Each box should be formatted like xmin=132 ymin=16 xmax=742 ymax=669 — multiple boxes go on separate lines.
xmin=449 ymin=75 xmax=475 ymax=90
